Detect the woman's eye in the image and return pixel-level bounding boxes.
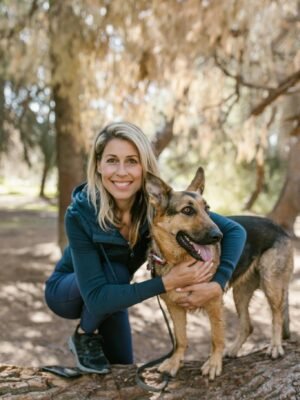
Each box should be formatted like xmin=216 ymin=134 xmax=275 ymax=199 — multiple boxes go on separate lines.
xmin=106 ymin=158 xmax=117 ymax=164
xmin=181 ymin=206 xmax=195 ymax=216
xmin=127 ymin=158 xmax=138 ymax=164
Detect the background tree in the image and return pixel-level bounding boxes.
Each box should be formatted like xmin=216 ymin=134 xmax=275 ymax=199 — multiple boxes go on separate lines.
xmin=0 ymin=0 xmax=299 ymax=246
xmin=0 ymin=0 xmax=55 ymax=197
xmin=49 ymin=0 xmax=89 ymax=248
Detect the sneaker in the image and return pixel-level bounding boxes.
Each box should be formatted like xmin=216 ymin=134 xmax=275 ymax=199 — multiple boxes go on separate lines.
xmin=68 ymin=325 xmax=110 ymax=374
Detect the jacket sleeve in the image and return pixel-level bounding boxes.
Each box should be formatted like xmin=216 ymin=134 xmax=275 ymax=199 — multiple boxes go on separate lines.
xmin=209 ymin=212 xmax=247 ymax=290
xmin=65 ymin=209 xmax=165 ymax=319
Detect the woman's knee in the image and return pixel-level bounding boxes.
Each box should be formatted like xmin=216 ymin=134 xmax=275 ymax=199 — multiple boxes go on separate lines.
xmin=45 ymin=273 xmax=83 ymax=319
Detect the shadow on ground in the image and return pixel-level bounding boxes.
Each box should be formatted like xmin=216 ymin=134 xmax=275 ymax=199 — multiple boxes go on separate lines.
xmin=0 ymin=194 xmax=299 ymax=369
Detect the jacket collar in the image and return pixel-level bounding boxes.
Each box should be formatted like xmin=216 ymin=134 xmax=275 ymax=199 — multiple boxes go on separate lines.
xmin=71 ymin=183 xmax=149 ymax=246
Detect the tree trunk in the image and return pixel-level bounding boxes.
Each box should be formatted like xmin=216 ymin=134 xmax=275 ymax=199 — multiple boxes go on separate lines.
xmin=39 ymin=155 xmax=49 ymax=199
xmin=243 ymin=150 xmax=265 ymax=211
xmin=53 ymin=87 xmax=86 ymax=250
xmin=151 ymin=118 xmax=175 ymax=157
xmin=268 ymin=136 xmax=300 ymax=235
xmin=49 ymin=1 xmax=87 ymax=250
xmin=1 ymin=341 xmax=299 ymax=399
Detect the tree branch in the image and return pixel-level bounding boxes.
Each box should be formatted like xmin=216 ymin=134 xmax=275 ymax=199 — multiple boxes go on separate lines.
xmin=214 ymin=53 xmax=274 ymax=91
xmin=250 ymin=69 xmax=300 ymax=116
xmin=151 ymin=117 xmax=175 ymax=157
xmin=214 ymin=52 xmax=300 ymax=119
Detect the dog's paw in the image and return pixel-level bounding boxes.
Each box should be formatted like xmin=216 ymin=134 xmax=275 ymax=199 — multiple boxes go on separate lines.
xmin=266 ymin=344 xmax=284 ymax=359
xmin=201 ymin=355 xmax=222 ymax=380
xmin=158 ymin=357 xmax=181 ymax=377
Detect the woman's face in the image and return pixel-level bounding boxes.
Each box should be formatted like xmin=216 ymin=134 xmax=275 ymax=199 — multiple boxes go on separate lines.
xmin=97 ymin=138 xmax=143 ymax=210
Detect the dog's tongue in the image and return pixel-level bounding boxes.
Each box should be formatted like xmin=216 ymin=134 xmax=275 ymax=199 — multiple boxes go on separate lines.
xmin=193 ymin=244 xmax=212 ymax=262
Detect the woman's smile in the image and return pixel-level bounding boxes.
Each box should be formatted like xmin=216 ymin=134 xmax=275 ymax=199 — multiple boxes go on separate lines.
xmin=111 ymin=180 xmax=135 ymax=192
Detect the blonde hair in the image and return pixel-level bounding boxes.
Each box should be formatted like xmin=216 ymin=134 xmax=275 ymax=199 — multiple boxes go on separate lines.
xmin=87 ymin=122 xmax=159 ymax=247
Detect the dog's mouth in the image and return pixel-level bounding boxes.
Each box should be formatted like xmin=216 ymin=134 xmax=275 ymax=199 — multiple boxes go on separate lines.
xmin=176 ymin=232 xmax=213 ymax=262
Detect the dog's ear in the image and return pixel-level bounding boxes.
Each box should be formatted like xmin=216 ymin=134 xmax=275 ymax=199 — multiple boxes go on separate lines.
xmin=186 ymin=167 xmax=205 ymax=194
xmin=145 ymin=172 xmax=172 ymax=210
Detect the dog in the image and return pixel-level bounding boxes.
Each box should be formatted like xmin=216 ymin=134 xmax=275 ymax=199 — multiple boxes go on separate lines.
xmin=145 ymin=167 xmax=294 ymax=380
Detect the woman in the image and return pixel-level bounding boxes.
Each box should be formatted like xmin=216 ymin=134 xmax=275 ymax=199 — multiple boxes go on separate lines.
xmin=45 ymin=122 xmax=246 ymax=374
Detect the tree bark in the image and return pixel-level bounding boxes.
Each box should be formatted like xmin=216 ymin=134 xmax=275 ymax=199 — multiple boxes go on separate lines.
xmin=49 ymin=1 xmax=87 ymax=250
xmin=1 ymin=341 xmax=299 ymax=400
xmin=268 ymin=136 xmax=300 ymax=234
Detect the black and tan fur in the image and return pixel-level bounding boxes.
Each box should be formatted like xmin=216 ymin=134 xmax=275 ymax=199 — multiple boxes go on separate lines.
xmin=145 ymin=167 xmax=294 ymax=380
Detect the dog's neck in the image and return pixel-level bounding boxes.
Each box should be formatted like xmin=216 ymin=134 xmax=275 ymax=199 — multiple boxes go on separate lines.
xmin=149 ymin=240 xmax=166 ymax=265
xmin=147 ymin=239 xmax=168 ymax=277
xmin=148 ymin=237 xmax=188 ymax=277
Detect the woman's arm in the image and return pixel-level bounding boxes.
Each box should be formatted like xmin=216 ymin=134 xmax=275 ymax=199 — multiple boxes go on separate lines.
xmin=66 ymin=208 xmax=216 ymax=318
xmin=209 ymin=212 xmax=247 ymax=290
xmin=65 ymin=210 xmax=165 ymax=318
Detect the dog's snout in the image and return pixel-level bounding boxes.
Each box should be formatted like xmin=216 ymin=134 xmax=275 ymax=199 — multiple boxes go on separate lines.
xmin=208 ymin=227 xmax=223 ymax=243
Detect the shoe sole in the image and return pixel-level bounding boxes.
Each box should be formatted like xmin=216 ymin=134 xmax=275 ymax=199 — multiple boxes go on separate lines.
xmin=68 ymin=336 xmax=110 ymax=375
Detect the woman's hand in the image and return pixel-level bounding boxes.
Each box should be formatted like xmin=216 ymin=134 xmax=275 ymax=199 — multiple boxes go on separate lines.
xmin=174 ymin=282 xmax=222 ymax=309
xmin=162 ymin=259 xmax=215 ymax=292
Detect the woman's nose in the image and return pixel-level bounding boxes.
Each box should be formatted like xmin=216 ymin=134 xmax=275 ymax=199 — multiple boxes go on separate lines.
xmin=116 ymin=162 xmax=128 ymax=175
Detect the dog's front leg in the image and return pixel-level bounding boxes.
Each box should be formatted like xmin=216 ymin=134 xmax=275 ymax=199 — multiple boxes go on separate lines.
xmin=201 ymin=296 xmax=224 ymax=380
xmin=158 ymin=302 xmax=187 ymax=377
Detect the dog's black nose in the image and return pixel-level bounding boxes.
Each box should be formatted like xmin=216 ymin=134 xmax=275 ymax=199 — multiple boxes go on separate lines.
xmin=208 ymin=227 xmax=223 ymax=243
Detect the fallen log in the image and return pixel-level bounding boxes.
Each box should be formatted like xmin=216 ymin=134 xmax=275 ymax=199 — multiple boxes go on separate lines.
xmin=1 ymin=340 xmax=300 ymax=400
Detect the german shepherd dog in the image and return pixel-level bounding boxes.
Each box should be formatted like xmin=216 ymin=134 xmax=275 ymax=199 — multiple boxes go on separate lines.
xmin=145 ymin=167 xmax=294 ymax=380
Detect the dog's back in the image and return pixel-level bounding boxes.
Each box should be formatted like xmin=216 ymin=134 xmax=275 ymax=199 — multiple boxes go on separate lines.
xmin=229 ymin=215 xmax=292 ymax=283
xmin=226 ymin=215 xmax=294 ymax=358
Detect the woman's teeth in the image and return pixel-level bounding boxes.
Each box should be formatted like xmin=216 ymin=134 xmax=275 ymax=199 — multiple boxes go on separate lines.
xmin=113 ymin=182 xmax=131 ymax=187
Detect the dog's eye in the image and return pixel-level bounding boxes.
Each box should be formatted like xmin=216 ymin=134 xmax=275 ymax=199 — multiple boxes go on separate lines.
xmin=181 ymin=206 xmax=195 ymax=216
xmin=203 ymin=199 xmax=210 ymax=214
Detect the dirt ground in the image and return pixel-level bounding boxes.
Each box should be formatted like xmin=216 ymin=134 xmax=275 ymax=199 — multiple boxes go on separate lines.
xmin=0 ymin=194 xmax=299 ymax=370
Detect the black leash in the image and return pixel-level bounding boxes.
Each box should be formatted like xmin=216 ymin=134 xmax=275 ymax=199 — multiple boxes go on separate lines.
xmin=135 ymin=294 xmax=176 ymax=392
xmin=101 ymin=243 xmax=177 ymax=392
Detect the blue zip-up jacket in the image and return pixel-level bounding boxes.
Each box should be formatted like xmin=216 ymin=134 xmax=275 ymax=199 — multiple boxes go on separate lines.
xmin=50 ymin=184 xmax=246 ymax=320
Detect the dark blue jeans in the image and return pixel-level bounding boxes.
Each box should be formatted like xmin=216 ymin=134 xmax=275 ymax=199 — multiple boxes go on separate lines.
xmin=45 ymin=272 xmax=133 ymax=364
